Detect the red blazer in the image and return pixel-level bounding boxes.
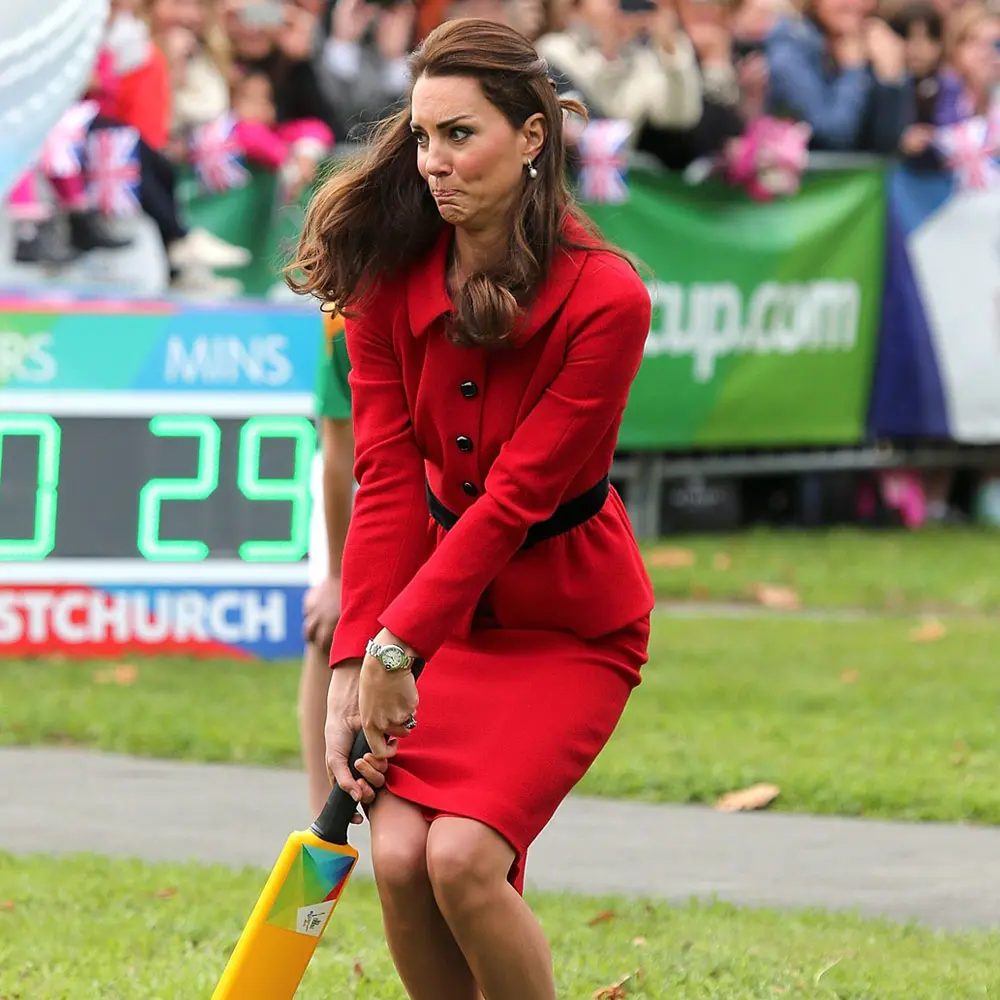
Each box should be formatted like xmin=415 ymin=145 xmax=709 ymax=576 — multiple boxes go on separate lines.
xmin=329 ymin=215 xmax=656 ymax=666
xmin=90 ymin=45 xmax=171 ymax=151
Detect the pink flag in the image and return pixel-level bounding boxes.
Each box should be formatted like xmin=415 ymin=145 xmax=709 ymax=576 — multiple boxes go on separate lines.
xmin=933 ymin=116 xmax=1000 ymax=192
xmin=86 ymin=127 xmax=142 ymax=217
xmin=191 ymin=113 xmax=250 ymax=193
xmin=577 ymin=118 xmax=632 ymax=205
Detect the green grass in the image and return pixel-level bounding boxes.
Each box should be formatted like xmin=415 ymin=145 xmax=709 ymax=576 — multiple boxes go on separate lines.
xmin=4 ymin=614 xmax=1000 ymax=824
xmin=642 ymin=527 xmax=1000 ymax=613
xmin=1 ymin=852 xmax=997 ymax=999
xmin=582 ymin=616 xmax=1000 ymax=822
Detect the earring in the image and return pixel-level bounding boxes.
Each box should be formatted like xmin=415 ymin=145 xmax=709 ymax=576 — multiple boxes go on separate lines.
xmin=526 ymin=159 xmax=538 ymax=179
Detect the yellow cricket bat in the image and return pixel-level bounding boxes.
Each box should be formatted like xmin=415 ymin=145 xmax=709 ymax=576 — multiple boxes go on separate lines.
xmin=210 ymin=727 xmax=370 ymax=999
xmin=212 ymin=656 xmax=423 ymax=1000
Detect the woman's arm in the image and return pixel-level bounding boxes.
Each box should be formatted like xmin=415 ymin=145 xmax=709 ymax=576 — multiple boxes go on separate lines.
xmin=322 ymin=416 xmax=354 ymax=583
xmin=328 ymin=295 xmax=431 ymax=668
xmin=377 ymin=255 xmax=652 ymax=661
xmin=645 ymin=33 xmax=704 ymax=130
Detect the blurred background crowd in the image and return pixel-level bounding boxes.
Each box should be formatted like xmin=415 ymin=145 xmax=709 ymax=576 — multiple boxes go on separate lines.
xmin=6 ymin=0 xmax=1000 ymax=291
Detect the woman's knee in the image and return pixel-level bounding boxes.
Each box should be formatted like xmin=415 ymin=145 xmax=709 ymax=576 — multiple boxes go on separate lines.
xmin=370 ymin=795 xmax=431 ymax=898
xmin=425 ymin=817 xmax=515 ymax=915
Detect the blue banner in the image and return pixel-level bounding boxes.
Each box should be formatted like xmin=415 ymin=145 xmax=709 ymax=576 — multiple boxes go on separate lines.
xmin=873 ymin=166 xmax=1000 ymax=443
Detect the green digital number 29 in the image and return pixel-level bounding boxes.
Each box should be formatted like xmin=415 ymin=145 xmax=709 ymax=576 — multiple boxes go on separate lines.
xmin=136 ymin=415 xmax=315 ymax=562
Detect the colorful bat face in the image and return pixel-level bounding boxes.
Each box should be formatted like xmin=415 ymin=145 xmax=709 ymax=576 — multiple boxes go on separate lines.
xmin=210 ymin=832 xmax=359 ymax=1000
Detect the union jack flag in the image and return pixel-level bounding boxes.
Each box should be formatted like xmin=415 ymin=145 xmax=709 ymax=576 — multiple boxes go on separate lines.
xmin=933 ymin=115 xmax=1000 ymax=192
xmin=40 ymin=100 xmax=100 ymax=178
xmin=86 ymin=126 xmax=142 ymax=217
xmin=577 ymin=118 xmax=632 ymax=205
xmin=190 ymin=113 xmax=249 ymax=193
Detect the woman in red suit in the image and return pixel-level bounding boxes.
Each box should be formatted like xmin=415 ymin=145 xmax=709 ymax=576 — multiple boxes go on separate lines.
xmin=288 ymin=16 xmax=654 ymax=1000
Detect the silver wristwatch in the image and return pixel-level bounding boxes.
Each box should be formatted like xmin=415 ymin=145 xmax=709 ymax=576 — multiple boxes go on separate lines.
xmin=366 ymin=637 xmax=415 ymax=672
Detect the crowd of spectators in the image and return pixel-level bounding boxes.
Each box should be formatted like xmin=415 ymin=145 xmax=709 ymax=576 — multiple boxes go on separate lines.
xmin=6 ymin=0 xmax=1000 ymax=291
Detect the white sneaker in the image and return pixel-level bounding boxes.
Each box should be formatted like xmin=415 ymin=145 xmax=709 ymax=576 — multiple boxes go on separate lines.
xmin=168 ymin=228 xmax=252 ymax=270
xmin=170 ymin=267 xmax=244 ymax=299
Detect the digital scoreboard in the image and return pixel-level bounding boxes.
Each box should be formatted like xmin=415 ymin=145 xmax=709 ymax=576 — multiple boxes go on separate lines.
xmin=1 ymin=414 xmax=314 ymax=563
xmin=0 ymin=297 xmax=322 ymax=660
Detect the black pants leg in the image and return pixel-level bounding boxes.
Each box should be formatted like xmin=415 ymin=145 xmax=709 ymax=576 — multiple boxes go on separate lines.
xmin=136 ymin=141 xmax=188 ymax=248
xmin=88 ymin=116 xmax=188 ymax=251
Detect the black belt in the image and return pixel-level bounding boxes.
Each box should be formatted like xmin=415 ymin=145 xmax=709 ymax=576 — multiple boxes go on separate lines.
xmin=426 ymin=475 xmax=610 ymax=550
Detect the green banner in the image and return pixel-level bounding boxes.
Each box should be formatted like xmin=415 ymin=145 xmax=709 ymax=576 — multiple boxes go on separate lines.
xmin=180 ymin=162 xmax=887 ymax=450
xmin=583 ymin=166 xmax=886 ymax=449
xmin=180 ymin=167 xmax=308 ymax=300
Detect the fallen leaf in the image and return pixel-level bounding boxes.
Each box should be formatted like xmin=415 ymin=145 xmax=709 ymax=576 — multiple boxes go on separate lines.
xmin=93 ymin=664 xmax=138 ymax=686
xmin=712 ymin=552 xmax=732 ymax=571
xmin=586 ymin=909 xmax=616 ymax=926
xmin=751 ymin=583 xmax=801 ymax=611
xmin=0 ymin=900 xmax=14 ymax=912
xmin=631 ymin=936 xmax=646 ymax=947
xmin=715 ymin=783 xmax=780 ymax=812
xmin=593 ymin=970 xmax=644 ymax=1000
xmin=593 ymin=983 xmax=627 ymax=999
xmin=910 ymin=619 xmax=946 ymax=643
xmin=154 ymin=887 xmax=178 ymax=899
xmin=648 ymin=547 xmax=696 ymax=569
xmin=840 ymin=669 xmax=859 ymax=684
xmin=353 ymin=960 xmax=365 ymax=979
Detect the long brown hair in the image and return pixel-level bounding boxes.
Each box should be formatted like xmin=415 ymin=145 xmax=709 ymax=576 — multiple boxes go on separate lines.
xmin=285 ymin=17 xmax=629 ymax=348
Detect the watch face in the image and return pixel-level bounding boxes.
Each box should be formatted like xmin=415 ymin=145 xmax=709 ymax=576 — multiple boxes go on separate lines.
xmin=382 ymin=646 xmax=406 ymax=670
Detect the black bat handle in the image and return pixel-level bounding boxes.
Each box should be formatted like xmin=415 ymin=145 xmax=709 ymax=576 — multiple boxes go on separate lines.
xmin=310 ymin=659 xmax=424 ymax=846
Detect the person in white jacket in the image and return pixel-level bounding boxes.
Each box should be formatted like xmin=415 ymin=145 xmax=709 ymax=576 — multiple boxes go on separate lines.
xmin=535 ymin=0 xmax=704 ymax=134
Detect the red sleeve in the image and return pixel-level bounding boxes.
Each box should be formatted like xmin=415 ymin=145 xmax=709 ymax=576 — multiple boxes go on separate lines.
xmin=379 ymin=257 xmax=651 ymax=659
xmin=328 ymin=293 xmax=432 ymax=668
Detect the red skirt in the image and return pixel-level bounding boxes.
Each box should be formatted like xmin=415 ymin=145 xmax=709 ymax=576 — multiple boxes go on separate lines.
xmin=382 ymin=614 xmax=650 ymax=893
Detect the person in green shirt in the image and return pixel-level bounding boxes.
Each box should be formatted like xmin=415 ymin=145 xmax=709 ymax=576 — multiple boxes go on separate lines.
xmin=300 ymin=308 xmax=355 ymax=818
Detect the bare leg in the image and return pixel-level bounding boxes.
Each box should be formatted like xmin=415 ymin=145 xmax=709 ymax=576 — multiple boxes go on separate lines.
xmin=427 ymin=817 xmax=555 ymax=1000
xmin=369 ymin=792 xmax=481 ymax=1000
xmin=297 ymin=642 xmax=332 ymax=818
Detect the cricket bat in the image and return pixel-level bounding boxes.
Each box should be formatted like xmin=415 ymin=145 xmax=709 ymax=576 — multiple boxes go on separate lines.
xmin=212 ymin=662 xmax=423 ymax=999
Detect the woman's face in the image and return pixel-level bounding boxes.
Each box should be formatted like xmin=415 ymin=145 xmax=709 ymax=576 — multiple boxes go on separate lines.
xmin=225 ymin=0 xmax=277 ymax=59
xmin=956 ymin=17 xmax=1000 ymax=91
xmin=904 ymin=20 xmax=941 ymax=77
xmin=813 ymin=0 xmax=864 ymax=38
xmin=577 ymin=0 xmax=620 ymax=32
xmin=507 ymin=0 xmax=546 ymax=40
xmin=233 ymin=74 xmax=276 ymax=124
xmin=678 ymin=0 xmax=729 ymax=32
xmin=411 ymin=74 xmax=544 ymax=233
xmin=730 ymin=0 xmax=783 ymax=42
xmin=151 ymin=0 xmax=204 ymax=32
